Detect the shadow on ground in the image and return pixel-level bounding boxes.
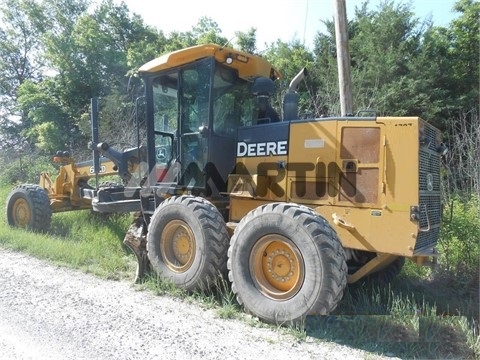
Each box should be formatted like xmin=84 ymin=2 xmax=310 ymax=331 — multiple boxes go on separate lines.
xmin=304 ymin=277 xmax=478 ymax=359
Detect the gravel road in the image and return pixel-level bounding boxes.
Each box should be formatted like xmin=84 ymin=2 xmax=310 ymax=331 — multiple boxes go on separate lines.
xmin=0 ymin=248 xmax=387 ymax=359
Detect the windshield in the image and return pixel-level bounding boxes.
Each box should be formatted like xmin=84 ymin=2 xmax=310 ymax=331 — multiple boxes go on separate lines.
xmin=151 ymin=63 xmax=255 ymax=135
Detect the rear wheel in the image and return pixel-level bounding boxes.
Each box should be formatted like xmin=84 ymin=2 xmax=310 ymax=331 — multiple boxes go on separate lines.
xmin=6 ymin=184 xmax=52 ymax=231
xmin=146 ymin=195 xmax=229 ymax=291
xmin=228 ymin=202 xmax=347 ymax=324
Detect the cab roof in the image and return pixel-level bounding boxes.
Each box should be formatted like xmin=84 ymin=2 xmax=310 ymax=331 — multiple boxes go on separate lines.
xmin=138 ymin=44 xmax=281 ymax=81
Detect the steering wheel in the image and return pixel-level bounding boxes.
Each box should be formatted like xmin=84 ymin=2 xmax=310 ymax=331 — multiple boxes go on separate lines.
xmin=156 ymin=146 xmax=167 ymax=163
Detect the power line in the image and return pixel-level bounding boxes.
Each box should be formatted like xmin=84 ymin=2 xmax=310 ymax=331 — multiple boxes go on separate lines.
xmin=303 ymin=0 xmax=309 ymax=45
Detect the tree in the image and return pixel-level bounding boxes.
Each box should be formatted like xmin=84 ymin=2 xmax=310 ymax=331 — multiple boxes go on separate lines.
xmin=446 ymin=0 xmax=479 ymax=112
xmin=235 ymin=28 xmax=257 ymax=54
xmin=16 ymin=79 xmax=74 ymax=152
xmin=192 ymin=16 xmax=228 ymax=46
xmin=264 ymin=40 xmax=315 ymax=116
xmin=347 ymin=1 xmax=427 ymax=116
xmin=0 ymin=0 xmax=44 ymax=148
xmin=310 ymin=20 xmax=342 ymax=116
xmin=14 ymin=0 xmax=167 ymax=155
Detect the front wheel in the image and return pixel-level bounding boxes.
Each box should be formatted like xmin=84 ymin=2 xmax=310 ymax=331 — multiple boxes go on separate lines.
xmin=6 ymin=184 xmax=52 ymax=231
xmin=228 ymin=203 xmax=347 ymax=324
xmin=146 ymin=195 xmax=229 ymax=291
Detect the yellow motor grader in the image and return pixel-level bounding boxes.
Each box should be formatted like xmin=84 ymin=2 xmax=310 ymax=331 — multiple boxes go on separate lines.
xmin=6 ymin=44 xmax=445 ymax=324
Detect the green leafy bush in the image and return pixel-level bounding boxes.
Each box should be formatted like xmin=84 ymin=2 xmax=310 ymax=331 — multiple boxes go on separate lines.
xmin=0 ymin=155 xmax=57 ymax=185
xmin=439 ymin=195 xmax=480 ymax=278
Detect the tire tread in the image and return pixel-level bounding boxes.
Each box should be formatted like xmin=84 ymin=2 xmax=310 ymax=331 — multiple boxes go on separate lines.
xmin=147 ymin=195 xmax=229 ymax=291
xmin=6 ymin=184 xmax=52 ymax=232
xmin=228 ymin=202 xmax=347 ymax=321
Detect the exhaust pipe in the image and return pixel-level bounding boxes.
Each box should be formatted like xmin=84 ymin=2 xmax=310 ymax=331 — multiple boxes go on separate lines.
xmin=288 ymin=67 xmax=308 ymax=93
xmin=283 ymin=68 xmax=308 ymax=121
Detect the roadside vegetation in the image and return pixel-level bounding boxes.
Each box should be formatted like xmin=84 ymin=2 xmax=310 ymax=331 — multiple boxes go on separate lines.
xmin=0 ymin=185 xmax=135 ymax=278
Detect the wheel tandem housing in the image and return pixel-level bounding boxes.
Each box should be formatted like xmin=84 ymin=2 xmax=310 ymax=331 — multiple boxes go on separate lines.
xmin=228 ymin=202 xmax=347 ymax=325
xmin=146 ymin=195 xmax=230 ymax=292
xmin=347 ymin=250 xmax=406 ymax=284
xmin=6 ymin=184 xmax=52 ymax=232
xmin=368 ymin=256 xmax=405 ymax=283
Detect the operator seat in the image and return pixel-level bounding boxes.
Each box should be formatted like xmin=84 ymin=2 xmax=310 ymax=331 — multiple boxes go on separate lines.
xmin=252 ymin=77 xmax=280 ymax=124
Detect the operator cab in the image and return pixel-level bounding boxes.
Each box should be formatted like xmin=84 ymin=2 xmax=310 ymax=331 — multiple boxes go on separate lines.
xmin=139 ymin=44 xmax=281 ymax=202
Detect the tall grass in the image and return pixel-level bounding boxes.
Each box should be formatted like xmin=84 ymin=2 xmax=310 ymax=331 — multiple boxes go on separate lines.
xmin=306 ymin=278 xmax=479 ymax=359
xmin=312 ymin=194 xmax=479 ymax=358
xmin=0 ymin=185 xmax=136 ymax=279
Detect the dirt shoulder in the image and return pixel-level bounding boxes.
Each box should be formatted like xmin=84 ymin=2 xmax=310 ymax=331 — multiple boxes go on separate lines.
xmin=0 ymin=247 xmax=389 ymax=359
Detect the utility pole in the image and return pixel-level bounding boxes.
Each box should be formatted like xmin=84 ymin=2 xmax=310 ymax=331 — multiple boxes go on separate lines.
xmin=334 ymin=0 xmax=353 ymax=116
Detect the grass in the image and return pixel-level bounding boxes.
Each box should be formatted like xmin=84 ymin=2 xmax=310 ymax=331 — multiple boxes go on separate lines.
xmin=0 ymin=184 xmax=478 ymax=359
xmin=305 ymin=273 xmax=479 ymax=359
xmin=0 ymin=185 xmax=136 ymax=279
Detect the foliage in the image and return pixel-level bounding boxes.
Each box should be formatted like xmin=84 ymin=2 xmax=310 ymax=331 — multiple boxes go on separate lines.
xmin=1 ymin=155 xmax=56 ymax=185
xmin=0 ymin=0 xmax=43 ymax=148
xmin=443 ymin=109 xmax=480 ymax=197
xmin=191 ymin=16 xmax=228 ymax=46
xmin=264 ymin=40 xmax=315 ymax=114
xmin=306 ymin=283 xmax=479 ymax=359
xmin=447 ymin=0 xmax=480 ymax=111
xmin=235 ymin=27 xmax=257 ymax=54
xmin=439 ymin=195 xmax=480 ymax=278
xmin=0 ymin=0 xmax=159 ymax=154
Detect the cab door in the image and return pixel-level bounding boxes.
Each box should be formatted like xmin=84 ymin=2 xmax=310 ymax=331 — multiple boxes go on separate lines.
xmin=177 ymin=60 xmax=213 ymax=191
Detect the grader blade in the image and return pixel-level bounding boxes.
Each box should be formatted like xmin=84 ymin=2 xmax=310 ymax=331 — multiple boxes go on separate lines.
xmin=123 ymin=214 xmax=149 ymax=283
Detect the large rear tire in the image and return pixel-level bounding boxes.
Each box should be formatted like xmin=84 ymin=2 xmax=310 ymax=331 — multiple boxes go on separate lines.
xmin=6 ymin=184 xmax=52 ymax=232
xmin=146 ymin=195 xmax=229 ymax=291
xmin=228 ymin=202 xmax=347 ymax=324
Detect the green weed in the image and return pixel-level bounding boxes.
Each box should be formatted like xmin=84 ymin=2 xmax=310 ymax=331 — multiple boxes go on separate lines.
xmin=439 ymin=195 xmax=480 ymax=278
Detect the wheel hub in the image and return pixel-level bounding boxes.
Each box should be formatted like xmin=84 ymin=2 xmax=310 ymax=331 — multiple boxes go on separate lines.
xmin=12 ymin=198 xmax=31 ymax=227
xmin=250 ymin=235 xmax=305 ymax=300
xmin=160 ymin=220 xmax=196 ymax=273
xmin=266 ymin=248 xmax=295 ymax=282
xmin=172 ymin=230 xmax=193 ymax=261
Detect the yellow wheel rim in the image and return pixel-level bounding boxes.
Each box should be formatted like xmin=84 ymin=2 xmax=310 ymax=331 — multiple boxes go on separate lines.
xmin=12 ymin=198 xmax=31 ymax=228
xmin=160 ymin=220 xmax=196 ymax=273
xmin=250 ymin=235 xmax=305 ymax=300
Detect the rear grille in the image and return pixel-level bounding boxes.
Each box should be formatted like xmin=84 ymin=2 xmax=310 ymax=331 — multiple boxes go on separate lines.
xmin=415 ymin=122 xmax=442 ymax=252
xmin=423 ymin=123 xmax=439 ymax=152
xmin=415 ymin=226 xmax=441 ymax=252
xmin=419 ymin=154 xmax=441 ymax=192
xmin=418 ymin=194 xmax=442 ymax=230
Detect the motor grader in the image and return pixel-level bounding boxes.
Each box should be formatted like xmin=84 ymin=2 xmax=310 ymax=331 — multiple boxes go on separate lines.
xmin=6 ymin=44 xmax=445 ymax=324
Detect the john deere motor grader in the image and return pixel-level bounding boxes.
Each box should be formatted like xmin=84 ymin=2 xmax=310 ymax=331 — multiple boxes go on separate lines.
xmin=6 ymin=44 xmax=445 ymax=324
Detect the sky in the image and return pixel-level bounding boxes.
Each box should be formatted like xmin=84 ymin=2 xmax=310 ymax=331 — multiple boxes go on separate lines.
xmin=113 ymin=0 xmax=459 ymax=51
